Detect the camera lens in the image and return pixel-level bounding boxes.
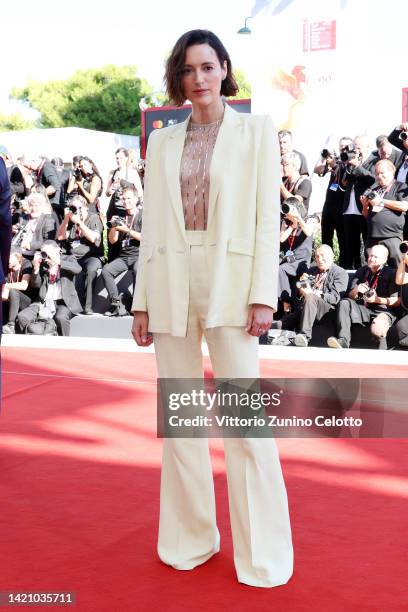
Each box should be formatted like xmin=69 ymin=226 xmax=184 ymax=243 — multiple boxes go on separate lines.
xmin=399 ymin=242 xmax=408 ymax=254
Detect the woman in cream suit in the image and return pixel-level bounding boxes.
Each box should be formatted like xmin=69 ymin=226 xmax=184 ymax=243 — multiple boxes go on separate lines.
xmin=132 ymin=30 xmax=293 ymax=588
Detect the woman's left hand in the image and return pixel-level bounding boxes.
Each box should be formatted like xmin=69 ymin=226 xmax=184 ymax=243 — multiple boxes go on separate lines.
xmin=245 ymin=304 xmax=275 ymax=337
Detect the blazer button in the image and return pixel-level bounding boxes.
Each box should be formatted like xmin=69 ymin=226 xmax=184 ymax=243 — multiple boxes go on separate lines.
xmin=158 ymin=246 xmax=166 ymax=254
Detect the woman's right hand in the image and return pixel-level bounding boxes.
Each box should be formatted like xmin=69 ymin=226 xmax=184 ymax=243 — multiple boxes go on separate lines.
xmin=132 ymin=311 xmax=153 ymax=346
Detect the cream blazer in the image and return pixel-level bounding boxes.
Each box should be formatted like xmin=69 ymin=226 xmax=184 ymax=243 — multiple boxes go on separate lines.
xmin=131 ymin=103 xmax=281 ymax=337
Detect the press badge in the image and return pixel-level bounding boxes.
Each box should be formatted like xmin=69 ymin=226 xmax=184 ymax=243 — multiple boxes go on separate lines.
xmin=285 ymin=250 xmax=294 ymax=258
xmin=329 ymin=183 xmax=339 ymax=191
xmin=72 ymin=240 xmax=81 ymax=249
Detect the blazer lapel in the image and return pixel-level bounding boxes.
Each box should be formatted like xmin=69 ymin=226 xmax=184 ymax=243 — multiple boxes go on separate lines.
xmin=207 ymin=104 xmax=242 ymax=231
xmin=165 ymin=118 xmax=190 ymax=241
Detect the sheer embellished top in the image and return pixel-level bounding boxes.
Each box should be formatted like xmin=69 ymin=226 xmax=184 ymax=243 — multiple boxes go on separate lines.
xmin=179 ymin=118 xmax=222 ymax=231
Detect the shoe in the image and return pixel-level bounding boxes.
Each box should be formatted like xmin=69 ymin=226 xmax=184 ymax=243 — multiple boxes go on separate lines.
xmin=399 ymin=336 xmax=408 ymax=348
xmin=327 ymin=336 xmax=348 ymax=349
xmin=294 ymin=333 xmax=308 ymax=347
xmin=2 ymin=322 xmax=15 ymax=334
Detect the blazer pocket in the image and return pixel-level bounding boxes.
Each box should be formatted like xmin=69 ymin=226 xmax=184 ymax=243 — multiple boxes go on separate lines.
xmin=227 ymin=238 xmax=255 ymax=257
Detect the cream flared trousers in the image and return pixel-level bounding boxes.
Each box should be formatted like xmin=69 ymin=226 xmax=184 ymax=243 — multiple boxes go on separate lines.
xmin=153 ymin=231 xmax=293 ymax=588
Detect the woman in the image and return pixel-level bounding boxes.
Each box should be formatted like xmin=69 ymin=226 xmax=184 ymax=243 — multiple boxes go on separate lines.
xmin=67 ymin=156 xmax=103 ymax=215
xmin=131 ymin=30 xmax=293 ymax=588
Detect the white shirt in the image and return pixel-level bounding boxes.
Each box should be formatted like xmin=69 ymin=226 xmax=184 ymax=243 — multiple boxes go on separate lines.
xmin=344 ymin=186 xmax=362 ymax=215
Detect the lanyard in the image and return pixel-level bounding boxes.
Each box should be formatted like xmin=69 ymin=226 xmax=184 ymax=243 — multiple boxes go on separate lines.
xmin=287 ymin=228 xmax=297 ymax=250
xmin=364 ymin=268 xmax=381 ymax=290
xmin=9 ymin=268 xmax=22 ymax=283
xmin=314 ymin=271 xmax=327 ymax=289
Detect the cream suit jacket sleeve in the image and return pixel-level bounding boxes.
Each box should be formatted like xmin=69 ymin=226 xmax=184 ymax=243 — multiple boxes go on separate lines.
xmin=132 ymin=103 xmax=281 ymax=337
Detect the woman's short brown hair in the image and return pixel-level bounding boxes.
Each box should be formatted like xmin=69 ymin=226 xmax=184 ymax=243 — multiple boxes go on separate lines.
xmin=164 ymin=29 xmax=239 ymax=107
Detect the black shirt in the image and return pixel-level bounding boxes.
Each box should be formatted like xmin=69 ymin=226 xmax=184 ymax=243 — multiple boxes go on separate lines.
xmin=37 ymin=160 xmax=61 ymax=206
xmin=281 ymin=225 xmax=313 ymax=264
xmin=63 ymin=213 xmax=104 ymax=258
xmin=367 ymin=181 xmax=408 ymax=238
xmin=351 ymin=265 xmax=398 ymax=313
xmin=282 ymin=176 xmax=312 ymax=212
xmin=118 ymin=209 xmax=143 ymax=258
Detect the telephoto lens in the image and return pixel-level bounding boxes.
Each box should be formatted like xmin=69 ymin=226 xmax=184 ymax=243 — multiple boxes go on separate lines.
xmin=399 ymin=242 xmax=408 ymax=254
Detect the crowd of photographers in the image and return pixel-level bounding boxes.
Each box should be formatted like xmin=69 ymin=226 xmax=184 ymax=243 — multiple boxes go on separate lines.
xmin=276 ymin=122 xmax=408 ymax=350
xmin=1 ymin=120 xmax=408 ymax=349
xmin=1 ymin=147 xmax=145 ymax=335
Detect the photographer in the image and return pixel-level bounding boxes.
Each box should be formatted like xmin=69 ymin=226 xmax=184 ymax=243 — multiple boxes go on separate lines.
xmin=57 ymin=195 xmax=104 ymax=315
xmin=327 ymin=245 xmax=399 ymax=350
xmin=106 ymin=148 xmax=143 ymax=221
xmin=20 ymin=155 xmax=61 ymax=217
xmin=278 ymin=198 xmax=314 ymax=312
xmin=17 ymin=240 xmax=82 ymax=336
xmin=391 ymin=241 xmax=408 ymax=348
xmin=280 ymin=153 xmax=312 ymax=212
xmin=278 ymin=130 xmax=308 ymax=175
xmin=292 ymin=245 xmax=348 ymax=347
xmin=314 ymin=137 xmax=353 ymax=267
xmin=102 ymin=186 xmax=142 ymax=316
xmin=51 ymin=157 xmax=70 ymax=216
xmin=2 ymin=247 xmax=34 ymax=334
xmin=360 ymin=159 xmax=408 ymax=268
xmin=388 ymin=122 xmax=408 ymax=179
xmin=341 ymin=135 xmax=375 ymax=269
xmin=67 ymin=157 xmax=102 ymax=215
xmin=15 ymin=192 xmax=58 ymax=258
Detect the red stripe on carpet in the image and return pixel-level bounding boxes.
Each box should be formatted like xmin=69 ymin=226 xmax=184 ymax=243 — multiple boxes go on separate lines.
xmin=1 ymin=347 xmax=407 ymax=611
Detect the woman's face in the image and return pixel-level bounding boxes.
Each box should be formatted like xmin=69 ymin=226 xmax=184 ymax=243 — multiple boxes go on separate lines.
xmin=80 ymin=159 xmax=92 ymax=175
xmin=116 ymin=151 xmax=127 ymax=168
xmin=181 ymin=43 xmax=227 ymax=109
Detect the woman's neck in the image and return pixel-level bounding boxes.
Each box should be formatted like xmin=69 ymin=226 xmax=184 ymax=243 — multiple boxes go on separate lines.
xmin=191 ymin=98 xmax=225 ymax=125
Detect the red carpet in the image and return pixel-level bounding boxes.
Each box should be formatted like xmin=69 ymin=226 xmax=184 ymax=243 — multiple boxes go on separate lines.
xmin=1 ymin=347 xmax=408 ymax=611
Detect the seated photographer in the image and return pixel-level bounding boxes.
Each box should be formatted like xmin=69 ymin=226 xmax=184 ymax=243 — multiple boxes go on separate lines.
xmin=57 ymin=195 xmax=104 ymax=315
xmin=290 ymin=245 xmax=348 ymax=347
xmin=280 ymin=153 xmax=312 ymax=213
xmin=101 ymin=186 xmax=142 ymax=316
xmin=278 ymin=198 xmax=314 ymax=312
xmin=314 ymin=137 xmax=354 ymax=268
xmin=106 ymin=148 xmax=143 ymax=220
xmin=15 ymin=192 xmax=58 ymax=258
xmin=278 ymin=130 xmax=308 ymax=175
xmin=2 ymin=246 xmax=34 ymax=334
xmin=391 ymin=242 xmax=408 ymax=348
xmin=360 ymin=159 xmax=408 ymax=268
xmin=17 ymin=240 xmax=82 ymax=336
xmin=327 ymin=244 xmax=399 ymax=350
xmin=67 ymin=157 xmax=102 ymax=215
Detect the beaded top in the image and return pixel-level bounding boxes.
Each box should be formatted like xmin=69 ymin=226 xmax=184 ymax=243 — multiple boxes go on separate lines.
xmin=180 ymin=118 xmax=222 ymax=230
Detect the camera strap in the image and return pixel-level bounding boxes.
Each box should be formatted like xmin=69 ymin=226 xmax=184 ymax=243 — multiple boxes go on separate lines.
xmin=364 ymin=267 xmax=382 ymax=290
xmin=287 ymin=228 xmax=298 ymax=251
xmin=314 ymin=271 xmax=327 ymax=290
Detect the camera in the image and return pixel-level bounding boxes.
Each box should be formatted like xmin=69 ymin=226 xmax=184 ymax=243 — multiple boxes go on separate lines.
xmin=74 ymin=168 xmax=83 ymax=181
xmin=362 ymin=188 xmax=377 ymax=201
xmin=68 ymin=203 xmax=79 ymax=213
xmin=279 ymin=251 xmax=296 ymax=265
xmin=107 ymin=216 xmax=123 ymax=229
xmin=399 ymin=241 xmax=408 ymax=254
xmin=281 ymin=197 xmax=306 ymax=220
xmin=321 ymin=148 xmax=336 ymax=160
xmin=340 ymin=144 xmax=360 ymax=163
xmin=296 ymin=274 xmax=316 ymax=290
xmin=399 ymin=132 xmax=408 ymax=142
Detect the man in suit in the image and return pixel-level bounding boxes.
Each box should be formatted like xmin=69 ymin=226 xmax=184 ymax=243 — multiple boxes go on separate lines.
xmin=293 ymin=245 xmax=349 ymax=346
xmin=17 ymin=240 xmax=82 ymax=335
xmin=0 ymin=156 xmax=12 ymax=335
